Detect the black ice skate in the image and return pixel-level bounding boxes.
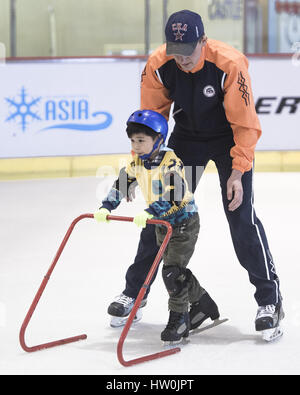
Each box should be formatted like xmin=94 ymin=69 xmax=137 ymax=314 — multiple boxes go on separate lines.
xmin=255 ymin=302 xmax=284 ymax=342
xmin=107 ymin=293 xmax=147 ymax=328
xmin=161 ymin=311 xmax=190 ymax=345
xmin=189 ymin=292 xmax=220 ymax=330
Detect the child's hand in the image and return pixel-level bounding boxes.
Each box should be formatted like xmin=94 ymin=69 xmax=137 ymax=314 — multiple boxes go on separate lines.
xmin=133 ymin=211 xmax=153 ymax=228
xmin=94 ymin=208 xmax=110 ymax=223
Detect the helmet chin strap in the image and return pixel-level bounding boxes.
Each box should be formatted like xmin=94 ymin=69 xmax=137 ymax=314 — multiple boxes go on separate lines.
xmin=139 ymin=136 xmax=164 ymax=160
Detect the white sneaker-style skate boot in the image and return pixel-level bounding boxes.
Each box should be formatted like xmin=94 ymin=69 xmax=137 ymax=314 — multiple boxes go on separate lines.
xmin=255 ymin=303 xmax=284 ymax=342
xmin=107 ymin=293 xmax=147 ymax=328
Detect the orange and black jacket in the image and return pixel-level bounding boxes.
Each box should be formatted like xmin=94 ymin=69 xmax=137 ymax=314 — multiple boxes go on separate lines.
xmin=141 ymin=39 xmax=262 ymax=174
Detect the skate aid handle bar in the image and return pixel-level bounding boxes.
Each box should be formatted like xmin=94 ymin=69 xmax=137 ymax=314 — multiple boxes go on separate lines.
xmin=19 ymin=214 xmax=179 ymax=367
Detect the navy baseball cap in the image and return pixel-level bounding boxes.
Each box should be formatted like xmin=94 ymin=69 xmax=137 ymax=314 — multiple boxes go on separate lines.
xmin=165 ymin=10 xmax=204 ymax=56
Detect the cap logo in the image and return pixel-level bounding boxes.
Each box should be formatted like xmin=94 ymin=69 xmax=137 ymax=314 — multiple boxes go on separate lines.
xmin=172 ymin=23 xmax=188 ymax=41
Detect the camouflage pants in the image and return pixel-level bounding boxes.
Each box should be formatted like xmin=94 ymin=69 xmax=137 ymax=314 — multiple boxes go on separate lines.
xmin=156 ymin=213 xmax=206 ymax=313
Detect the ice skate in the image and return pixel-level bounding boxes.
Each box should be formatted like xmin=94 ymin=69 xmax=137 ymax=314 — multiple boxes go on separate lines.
xmin=189 ymin=292 xmax=220 ymax=331
xmin=255 ymin=303 xmax=284 ymax=342
xmin=108 ymin=293 xmax=147 ymax=328
xmin=161 ymin=311 xmax=190 ymax=345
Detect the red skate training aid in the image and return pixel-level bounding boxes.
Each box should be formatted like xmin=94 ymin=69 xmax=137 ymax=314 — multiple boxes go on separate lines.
xmin=19 ymin=213 xmax=180 ymax=366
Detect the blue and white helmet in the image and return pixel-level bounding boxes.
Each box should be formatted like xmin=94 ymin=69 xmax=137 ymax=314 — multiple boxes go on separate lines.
xmin=127 ymin=109 xmax=168 ymax=143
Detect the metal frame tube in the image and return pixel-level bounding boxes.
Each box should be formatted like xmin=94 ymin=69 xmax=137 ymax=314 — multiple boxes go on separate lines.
xmin=19 ymin=213 xmax=179 ymax=366
xmin=144 ymin=0 xmax=150 ymax=55
xmin=10 ymin=0 xmax=17 ymax=57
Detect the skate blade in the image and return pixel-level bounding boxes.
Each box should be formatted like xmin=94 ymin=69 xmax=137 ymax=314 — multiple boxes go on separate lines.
xmin=190 ymin=318 xmax=229 ymax=335
xmin=261 ymin=326 xmax=283 ymax=342
xmin=162 ymin=337 xmax=190 ymax=348
xmin=110 ymin=309 xmax=143 ymax=328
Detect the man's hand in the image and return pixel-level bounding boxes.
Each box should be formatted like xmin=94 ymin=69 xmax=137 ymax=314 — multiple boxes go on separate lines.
xmin=227 ymin=169 xmax=243 ymax=211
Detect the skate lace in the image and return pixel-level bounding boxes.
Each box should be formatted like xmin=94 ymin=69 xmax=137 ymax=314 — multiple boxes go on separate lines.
xmin=116 ymin=294 xmax=135 ymax=307
xmin=166 ymin=312 xmax=183 ymax=329
xmin=257 ymin=304 xmax=276 ymax=319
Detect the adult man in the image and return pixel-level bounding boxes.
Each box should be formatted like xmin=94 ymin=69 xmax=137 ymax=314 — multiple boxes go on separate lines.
xmin=107 ymin=10 xmax=283 ymax=341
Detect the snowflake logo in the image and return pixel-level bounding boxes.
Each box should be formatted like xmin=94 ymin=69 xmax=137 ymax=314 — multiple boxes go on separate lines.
xmin=5 ymin=87 xmax=41 ymax=132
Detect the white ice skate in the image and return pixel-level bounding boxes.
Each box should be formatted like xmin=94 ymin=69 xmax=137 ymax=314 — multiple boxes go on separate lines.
xmin=255 ymin=303 xmax=284 ymax=342
xmin=108 ymin=293 xmax=147 ymax=328
xmin=110 ymin=308 xmax=144 ymax=328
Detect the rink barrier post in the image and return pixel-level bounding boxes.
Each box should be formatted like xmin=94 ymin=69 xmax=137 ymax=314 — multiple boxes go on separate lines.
xmin=19 ymin=213 xmax=180 ymax=365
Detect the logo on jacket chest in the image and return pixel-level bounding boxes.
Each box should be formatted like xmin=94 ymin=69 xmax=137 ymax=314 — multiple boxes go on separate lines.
xmin=203 ymin=85 xmax=216 ymax=98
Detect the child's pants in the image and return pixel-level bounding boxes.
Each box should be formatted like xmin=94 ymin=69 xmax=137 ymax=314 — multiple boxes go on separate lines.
xmin=155 ymin=213 xmax=206 ymax=313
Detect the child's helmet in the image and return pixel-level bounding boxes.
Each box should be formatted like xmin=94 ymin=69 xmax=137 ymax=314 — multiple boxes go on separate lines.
xmin=127 ymin=109 xmax=168 ymax=143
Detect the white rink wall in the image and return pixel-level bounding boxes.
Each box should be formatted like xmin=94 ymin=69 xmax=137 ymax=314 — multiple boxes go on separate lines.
xmin=0 ymin=56 xmax=300 ymax=159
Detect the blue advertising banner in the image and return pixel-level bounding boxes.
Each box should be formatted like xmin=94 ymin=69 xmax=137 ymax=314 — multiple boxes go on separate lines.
xmin=0 ymin=59 xmax=141 ymax=158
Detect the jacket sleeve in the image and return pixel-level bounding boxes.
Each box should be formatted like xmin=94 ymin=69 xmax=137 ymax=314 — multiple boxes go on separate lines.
xmin=140 ymin=48 xmax=173 ymax=120
xmin=100 ymin=166 xmax=137 ymax=211
xmin=223 ymin=58 xmax=262 ymax=173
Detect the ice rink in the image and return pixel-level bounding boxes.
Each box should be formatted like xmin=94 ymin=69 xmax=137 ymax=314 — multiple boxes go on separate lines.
xmin=1 ymin=171 xmax=300 ymax=375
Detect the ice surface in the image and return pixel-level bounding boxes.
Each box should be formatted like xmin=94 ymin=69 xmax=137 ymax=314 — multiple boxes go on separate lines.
xmin=1 ymin=172 xmax=300 ymax=375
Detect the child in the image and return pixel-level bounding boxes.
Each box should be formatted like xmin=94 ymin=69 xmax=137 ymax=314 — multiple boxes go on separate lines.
xmin=94 ymin=109 xmax=219 ymax=343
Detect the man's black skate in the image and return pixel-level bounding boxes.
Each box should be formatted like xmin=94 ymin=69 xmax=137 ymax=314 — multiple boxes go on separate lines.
xmin=108 ymin=293 xmax=147 ymax=328
xmin=255 ymin=302 xmax=284 ymax=341
xmin=161 ymin=311 xmax=190 ymax=344
xmin=189 ymin=292 xmax=220 ymax=330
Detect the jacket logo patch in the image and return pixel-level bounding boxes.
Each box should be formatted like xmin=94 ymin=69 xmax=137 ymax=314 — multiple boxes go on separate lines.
xmin=237 ymin=71 xmax=250 ymax=106
xmin=203 ymin=85 xmax=216 ymax=97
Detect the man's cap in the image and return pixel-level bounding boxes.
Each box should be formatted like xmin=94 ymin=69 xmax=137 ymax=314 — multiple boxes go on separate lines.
xmin=165 ymin=10 xmax=204 ymax=56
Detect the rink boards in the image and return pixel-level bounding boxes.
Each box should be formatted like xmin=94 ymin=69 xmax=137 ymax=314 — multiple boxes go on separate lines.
xmin=0 ymin=56 xmax=299 ymax=179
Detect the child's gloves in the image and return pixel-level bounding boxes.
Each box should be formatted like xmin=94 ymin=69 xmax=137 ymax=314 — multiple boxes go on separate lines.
xmin=94 ymin=208 xmax=110 ymax=223
xmin=133 ymin=211 xmax=153 ymax=228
